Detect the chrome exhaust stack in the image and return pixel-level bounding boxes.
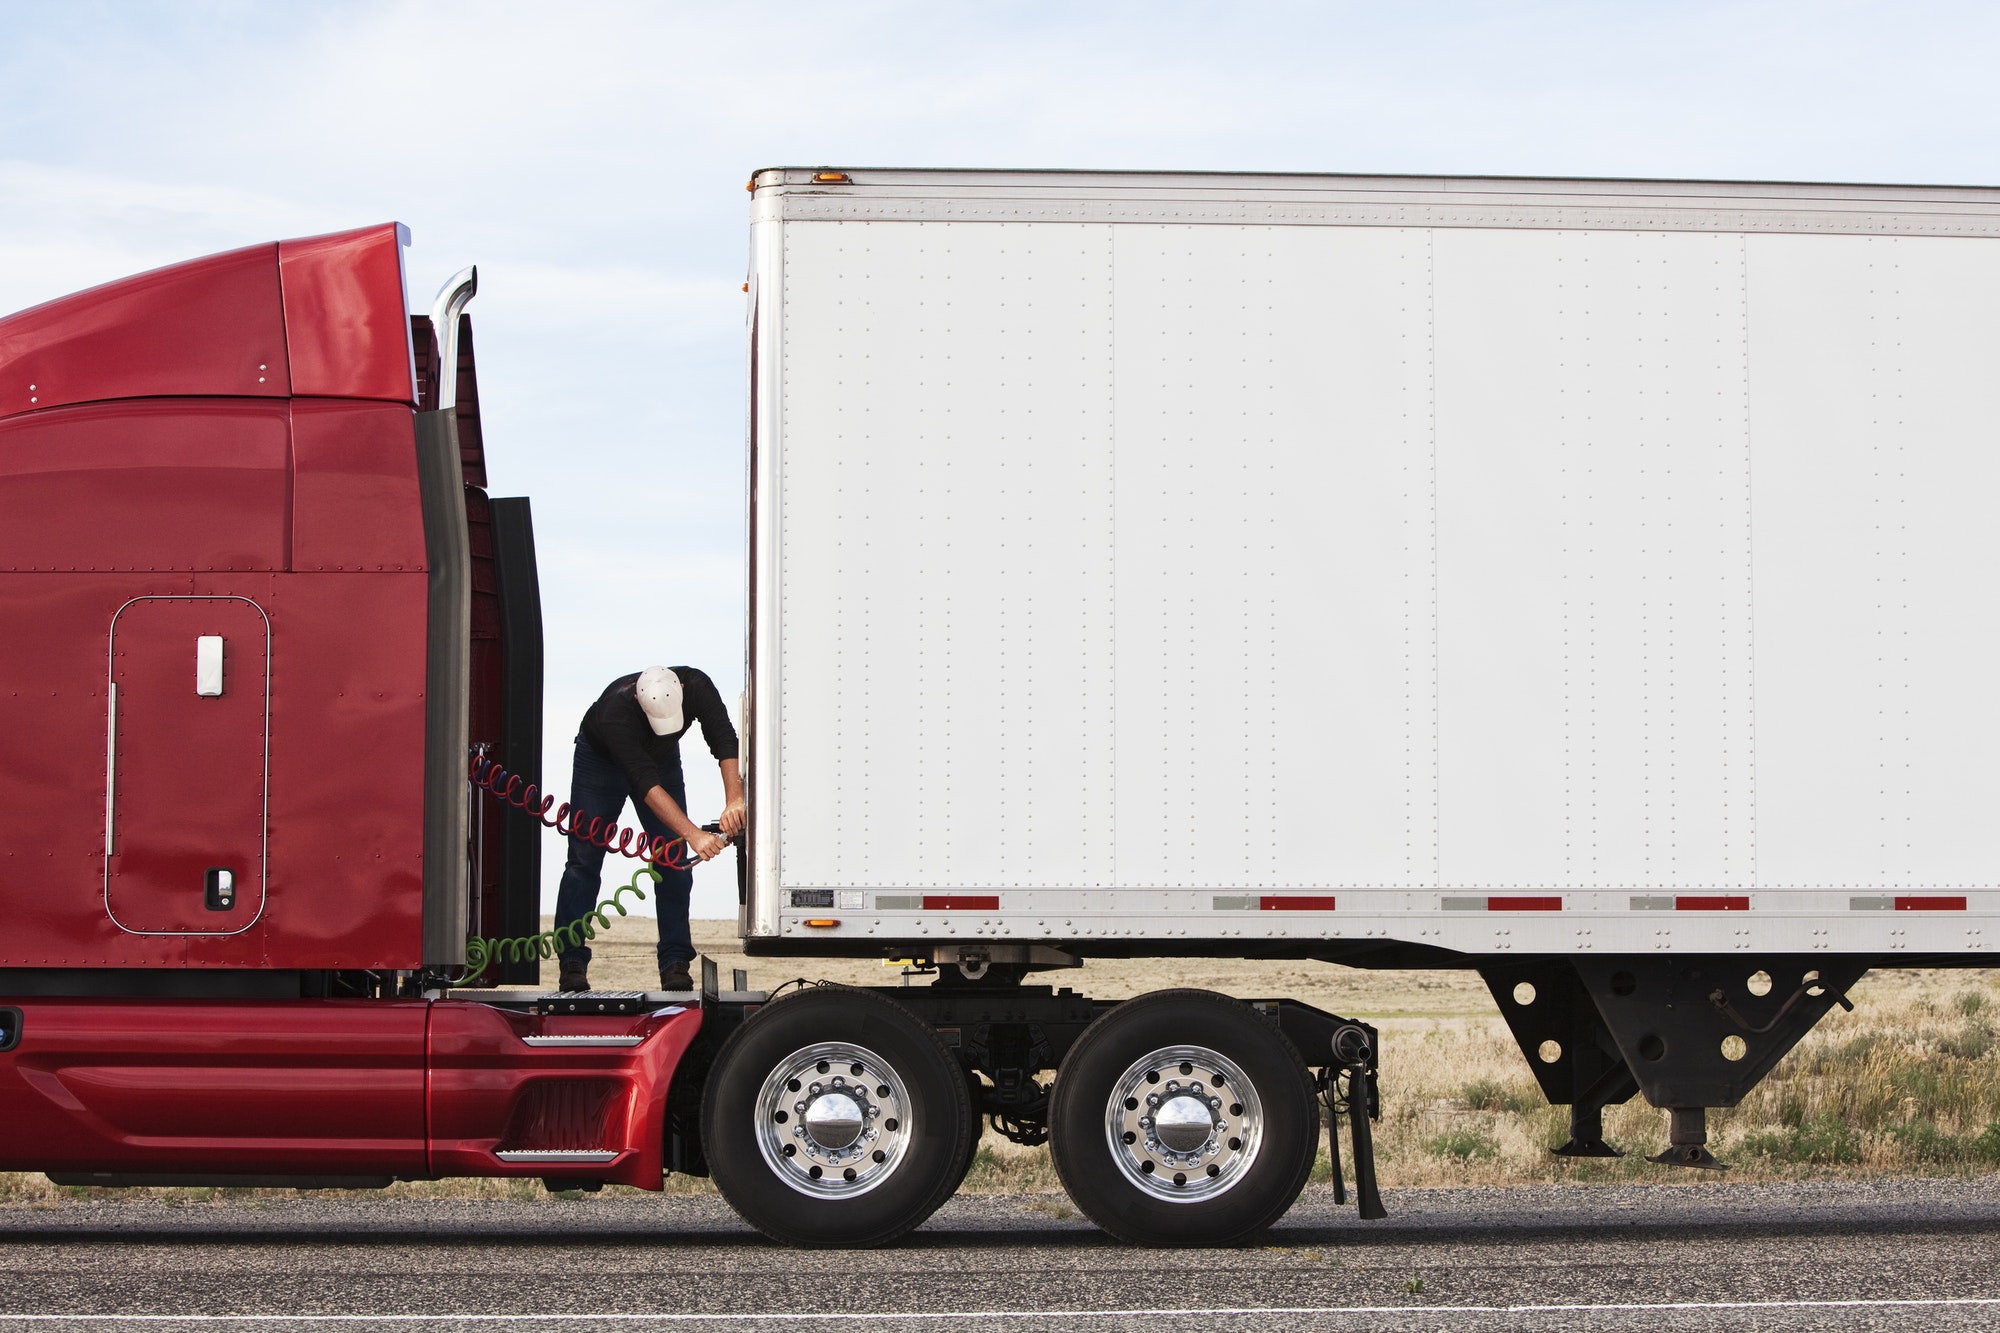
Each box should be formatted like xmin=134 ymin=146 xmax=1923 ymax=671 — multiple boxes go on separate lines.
xmin=430 ymin=266 xmax=478 ymax=411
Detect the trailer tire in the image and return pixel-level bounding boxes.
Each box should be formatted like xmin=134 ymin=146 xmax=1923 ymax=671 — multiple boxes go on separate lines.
xmin=701 ymin=985 xmax=971 ymax=1248
xmin=951 ymin=1072 xmax=985 ymax=1192
xmin=1048 ymin=988 xmax=1318 ymax=1247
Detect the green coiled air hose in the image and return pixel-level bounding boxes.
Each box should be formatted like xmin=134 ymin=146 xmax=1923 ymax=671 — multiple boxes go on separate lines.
xmin=461 ymin=863 xmax=661 ymax=982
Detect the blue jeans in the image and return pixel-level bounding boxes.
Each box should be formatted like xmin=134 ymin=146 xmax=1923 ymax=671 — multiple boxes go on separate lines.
xmin=553 ymin=736 xmax=693 ymax=974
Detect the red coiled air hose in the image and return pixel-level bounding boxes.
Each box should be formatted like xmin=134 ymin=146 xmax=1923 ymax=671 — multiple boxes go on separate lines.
xmin=468 ymin=755 xmax=696 ymax=871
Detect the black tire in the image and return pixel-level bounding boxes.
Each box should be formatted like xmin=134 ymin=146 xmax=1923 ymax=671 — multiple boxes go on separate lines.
xmin=1048 ymin=988 xmax=1319 ymax=1246
xmin=701 ymin=985 xmax=971 ymax=1247
xmin=952 ymin=1072 xmax=986 ymax=1191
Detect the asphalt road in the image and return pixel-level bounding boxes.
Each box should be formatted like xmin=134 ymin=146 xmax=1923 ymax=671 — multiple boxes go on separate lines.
xmin=2 ymin=1178 xmax=1997 ymax=1332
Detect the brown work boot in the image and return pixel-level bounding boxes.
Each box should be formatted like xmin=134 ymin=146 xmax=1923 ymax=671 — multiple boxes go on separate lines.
xmin=558 ymin=962 xmax=589 ymax=993
xmin=658 ymin=966 xmax=694 ymax=993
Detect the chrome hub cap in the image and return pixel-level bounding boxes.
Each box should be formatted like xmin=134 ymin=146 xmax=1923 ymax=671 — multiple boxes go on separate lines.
xmin=755 ymin=1042 xmax=912 ymax=1198
xmin=804 ymin=1091 xmax=866 ymax=1150
xmin=1105 ymin=1045 xmax=1263 ymax=1203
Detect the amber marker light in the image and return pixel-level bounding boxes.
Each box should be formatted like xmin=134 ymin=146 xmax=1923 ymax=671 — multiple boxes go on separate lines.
xmin=813 ymin=172 xmax=851 ymax=183
xmin=803 ymin=919 xmax=840 ymax=928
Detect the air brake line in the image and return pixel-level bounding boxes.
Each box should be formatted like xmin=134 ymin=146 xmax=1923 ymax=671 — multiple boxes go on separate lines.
xmin=462 ymin=862 xmax=660 ymax=982
xmin=460 ymin=755 xmax=700 ymax=982
xmin=469 ymin=756 xmax=698 ymax=870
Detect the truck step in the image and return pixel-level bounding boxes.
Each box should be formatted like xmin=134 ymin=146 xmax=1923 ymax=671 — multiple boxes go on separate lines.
xmin=538 ymin=990 xmax=659 ymax=1016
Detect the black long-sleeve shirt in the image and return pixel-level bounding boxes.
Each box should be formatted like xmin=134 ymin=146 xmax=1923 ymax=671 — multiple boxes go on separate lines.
xmin=580 ymin=668 xmax=739 ymax=801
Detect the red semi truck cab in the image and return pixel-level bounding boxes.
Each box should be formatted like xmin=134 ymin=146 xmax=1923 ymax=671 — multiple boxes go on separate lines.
xmin=0 ymin=225 xmax=705 ymax=1190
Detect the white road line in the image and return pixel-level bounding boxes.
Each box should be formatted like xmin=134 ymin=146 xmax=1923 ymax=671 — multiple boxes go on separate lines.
xmin=3 ymin=1299 xmax=2000 ymax=1322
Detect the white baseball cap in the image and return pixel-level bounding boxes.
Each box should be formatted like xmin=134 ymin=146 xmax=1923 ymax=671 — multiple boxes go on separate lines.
xmin=635 ymin=666 xmax=685 ymax=735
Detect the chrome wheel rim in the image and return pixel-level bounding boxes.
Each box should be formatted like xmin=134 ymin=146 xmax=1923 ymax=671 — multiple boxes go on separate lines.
xmin=1103 ymin=1044 xmax=1263 ymax=1203
xmin=755 ymin=1041 xmax=913 ymax=1199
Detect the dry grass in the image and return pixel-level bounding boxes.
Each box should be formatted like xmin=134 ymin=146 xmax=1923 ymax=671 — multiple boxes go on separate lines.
xmin=7 ymin=922 xmax=1998 ymax=1205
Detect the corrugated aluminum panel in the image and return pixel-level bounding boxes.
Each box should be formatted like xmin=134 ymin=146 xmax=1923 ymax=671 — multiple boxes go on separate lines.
xmin=746 ymin=170 xmax=2000 ymax=956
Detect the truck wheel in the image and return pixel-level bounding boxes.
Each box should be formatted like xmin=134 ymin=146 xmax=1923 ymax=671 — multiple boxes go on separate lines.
xmin=701 ymin=985 xmax=971 ymax=1247
xmin=1048 ymin=989 xmax=1319 ymax=1246
xmin=952 ymin=1072 xmax=986 ymax=1191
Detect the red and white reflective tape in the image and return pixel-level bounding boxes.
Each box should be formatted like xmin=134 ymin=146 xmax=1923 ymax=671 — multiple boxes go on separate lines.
xmin=869 ymin=894 xmax=1000 ymax=911
xmin=1442 ymin=895 xmax=1562 ymax=911
xmin=1630 ymin=895 xmax=1750 ymax=911
xmin=1211 ymin=895 xmax=1338 ymax=910
xmin=1852 ymin=895 xmax=1967 ymax=911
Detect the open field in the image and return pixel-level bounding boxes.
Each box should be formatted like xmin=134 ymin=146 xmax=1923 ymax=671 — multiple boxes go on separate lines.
xmin=4 ymin=920 xmax=1997 ymax=1206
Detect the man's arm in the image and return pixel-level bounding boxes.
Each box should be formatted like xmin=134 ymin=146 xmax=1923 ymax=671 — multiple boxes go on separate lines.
xmin=717 ymin=758 xmax=745 ymax=837
xmin=643 ymin=785 xmax=728 ymax=862
xmin=677 ymin=667 xmax=745 ymax=839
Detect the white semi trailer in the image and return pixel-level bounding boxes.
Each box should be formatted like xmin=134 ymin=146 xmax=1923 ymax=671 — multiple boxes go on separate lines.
xmin=712 ymin=167 xmax=2000 ymax=1236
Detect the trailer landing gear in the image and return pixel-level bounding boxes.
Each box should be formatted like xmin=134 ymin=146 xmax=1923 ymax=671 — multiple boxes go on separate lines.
xmin=1551 ymin=1096 xmax=1629 ymax=1159
xmin=1648 ymin=1107 xmax=1724 ymax=1170
xmin=1485 ymin=956 xmax=1869 ymax=1170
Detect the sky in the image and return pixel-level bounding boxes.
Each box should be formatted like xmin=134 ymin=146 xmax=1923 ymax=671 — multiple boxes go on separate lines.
xmin=4 ymin=0 xmax=1999 ymax=921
